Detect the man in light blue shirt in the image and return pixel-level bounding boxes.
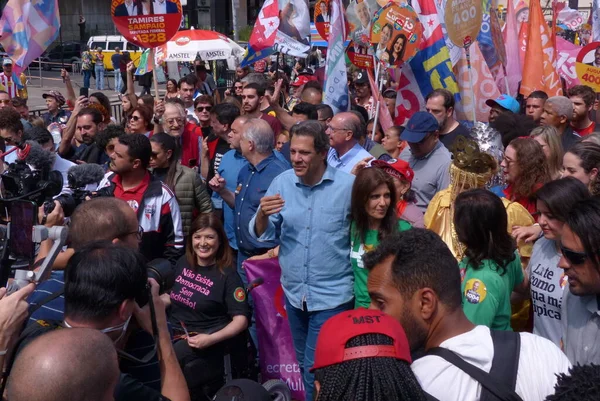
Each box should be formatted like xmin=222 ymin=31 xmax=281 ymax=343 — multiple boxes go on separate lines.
xmin=249 ymin=121 xmax=354 ymax=401
xmin=326 ymin=112 xmax=372 ymax=174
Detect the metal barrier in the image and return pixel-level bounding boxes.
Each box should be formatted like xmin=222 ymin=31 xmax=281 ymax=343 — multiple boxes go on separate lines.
xmin=29 ymin=100 xmax=123 ymax=123
xmin=25 ymin=60 xmax=82 ymax=87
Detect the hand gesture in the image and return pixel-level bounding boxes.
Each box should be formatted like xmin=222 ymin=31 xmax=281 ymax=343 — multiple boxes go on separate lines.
xmin=72 ymin=95 xmax=88 ymax=115
xmin=61 ymin=69 xmax=70 ymax=81
xmin=187 ymin=333 xmax=214 ymax=349
xmin=264 ymin=78 xmax=283 ymax=107
xmin=224 ymin=88 xmax=231 ymax=96
xmin=350 ymin=156 xmax=374 ymax=176
xmin=201 ymin=136 xmax=210 ymax=158
xmin=259 ymin=194 xmax=285 ymax=217
xmin=208 ymin=173 xmax=226 ymax=194
xmin=154 ymin=100 xmax=165 ymax=119
xmin=37 ymin=201 xmax=65 ymax=228
xmin=512 ymin=225 xmax=542 ymax=244
xmin=0 ymin=283 xmax=35 ymax=347
xmin=127 ymin=61 xmax=136 ymax=74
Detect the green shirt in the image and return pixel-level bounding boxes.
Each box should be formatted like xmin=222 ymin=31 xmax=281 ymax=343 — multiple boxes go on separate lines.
xmin=351 ymin=220 xmax=411 ymax=308
xmin=460 ymin=252 xmax=524 ymax=331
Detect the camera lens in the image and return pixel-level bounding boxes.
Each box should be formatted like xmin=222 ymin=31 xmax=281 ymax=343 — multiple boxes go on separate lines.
xmin=146 ymin=258 xmax=175 ymax=294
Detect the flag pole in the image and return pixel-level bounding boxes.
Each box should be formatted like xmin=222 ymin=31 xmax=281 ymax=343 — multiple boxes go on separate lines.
xmin=466 ymin=46 xmax=476 ymax=124
xmin=371 ymin=62 xmax=382 ymax=140
xmin=150 ymin=48 xmax=160 ymax=100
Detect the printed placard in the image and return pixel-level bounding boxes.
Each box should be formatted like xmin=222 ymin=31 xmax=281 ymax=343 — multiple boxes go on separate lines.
xmin=346 ymin=0 xmax=380 ymax=67
xmin=111 ymin=0 xmax=183 ymax=48
xmin=370 ymin=3 xmax=422 ymax=67
xmin=444 ymin=0 xmax=483 ymax=48
xmin=575 ymin=42 xmax=600 ymax=91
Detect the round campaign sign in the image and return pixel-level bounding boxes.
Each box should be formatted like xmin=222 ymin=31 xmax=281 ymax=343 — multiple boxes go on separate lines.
xmin=314 ymin=0 xmax=350 ymax=41
xmin=370 ymin=3 xmax=422 ymax=67
xmin=444 ymin=0 xmax=482 ymax=48
xmin=111 ymin=0 xmax=183 ymax=48
xmin=576 ymin=42 xmax=600 ymax=91
xmin=346 ymin=0 xmax=380 ymax=67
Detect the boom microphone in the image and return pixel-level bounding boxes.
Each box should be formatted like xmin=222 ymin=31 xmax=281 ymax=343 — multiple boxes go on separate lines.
xmin=67 ymin=163 xmax=105 ymax=189
xmin=19 ymin=141 xmax=55 ymax=171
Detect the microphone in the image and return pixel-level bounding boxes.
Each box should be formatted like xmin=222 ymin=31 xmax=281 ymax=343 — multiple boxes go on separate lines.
xmin=67 ymin=163 xmax=105 ymax=189
xmin=18 ymin=141 xmax=55 ymax=171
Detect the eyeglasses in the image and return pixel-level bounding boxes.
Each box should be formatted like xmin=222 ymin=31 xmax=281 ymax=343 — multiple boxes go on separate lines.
xmin=196 ymin=106 xmax=212 ymax=112
xmin=234 ymin=86 xmax=243 ymax=90
xmin=560 ymin=245 xmax=589 ymax=266
xmin=129 ymin=115 xmax=142 ymax=121
xmin=121 ymin=225 xmax=144 ymax=242
xmin=166 ymin=118 xmax=185 ymax=125
xmin=0 ymin=100 xmax=11 ymax=105
xmin=326 ymin=125 xmax=348 ymax=132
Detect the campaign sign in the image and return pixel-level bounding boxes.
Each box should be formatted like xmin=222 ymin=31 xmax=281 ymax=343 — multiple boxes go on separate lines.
xmin=370 ymin=3 xmax=422 ymax=67
xmin=444 ymin=0 xmax=483 ymax=48
xmin=575 ymin=42 xmax=600 ymax=91
xmin=346 ymin=0 xmax=380 ymax=68
xmin=111 ymin=0 xmax=183 ymax=48
xmin=314 ymin=0 xmax=350 ymax=42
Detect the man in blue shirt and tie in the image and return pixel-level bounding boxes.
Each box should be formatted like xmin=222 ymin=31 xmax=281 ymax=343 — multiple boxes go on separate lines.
xmin=250 ymin=120 xmax=355 ymax=400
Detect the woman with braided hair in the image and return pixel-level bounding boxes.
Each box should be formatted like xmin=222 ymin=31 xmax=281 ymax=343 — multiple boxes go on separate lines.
xmin=312 ymin=309 xmax=427 ymax=401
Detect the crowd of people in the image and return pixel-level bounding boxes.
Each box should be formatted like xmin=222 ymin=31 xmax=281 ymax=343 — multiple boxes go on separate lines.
xmin=0 ymin=51 xmax=599 ymax=401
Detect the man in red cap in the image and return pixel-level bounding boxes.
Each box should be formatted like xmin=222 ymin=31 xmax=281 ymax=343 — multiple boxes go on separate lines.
xmin=311 ymin=309 xmax=426 ymax=400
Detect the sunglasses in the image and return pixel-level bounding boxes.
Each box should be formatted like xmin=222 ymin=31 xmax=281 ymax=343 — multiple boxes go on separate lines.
xmin=0 ymin=100 xmax=10 ymax=105
xmin=560 ymin=245 xmax=589 ymax=265
xmin=129 ymin=115 xmax=142 ymax=121
xmin=196 ymin=106 xmax=212 ymax=112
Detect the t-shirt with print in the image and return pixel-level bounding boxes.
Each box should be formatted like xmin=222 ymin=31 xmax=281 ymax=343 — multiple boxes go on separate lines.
xmin=350 ymin=219 xmax=412 ymax=308
xmin=526 ymin=237 xmax=567 ymax=346
xmin=168 ymin=257 xmax=250 ymax=333
xmin=112 ymin=173 xmax=150 ymax=214
xmin=460 ymin=252 xmax=524 ymax=331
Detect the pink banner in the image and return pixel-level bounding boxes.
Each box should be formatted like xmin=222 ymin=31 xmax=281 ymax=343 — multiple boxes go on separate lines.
xmin=556 ymin=37 xmax=582 ymax=89
xmin=503 ymin=0 xmax=523 ymax=97
xmin=243 ymin=258 xmax=305 ymax=401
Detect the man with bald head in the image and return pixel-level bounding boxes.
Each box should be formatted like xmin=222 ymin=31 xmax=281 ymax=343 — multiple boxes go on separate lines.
xmin=8 ymin=328 xmax=120 ymax=401
xmin=301 ymin=87 xmax=323 ymax=105
xmin=326 ymin=111 xmax=371 ymax=173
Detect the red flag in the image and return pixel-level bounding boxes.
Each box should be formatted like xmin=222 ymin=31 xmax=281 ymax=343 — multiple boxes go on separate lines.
xmin=520 ymin=0 xmax=562 ymax=97
xmin=518 ymin=21 xmax=528 ymax=71
xmin=247 ymin=0 xmax=279 ymax=52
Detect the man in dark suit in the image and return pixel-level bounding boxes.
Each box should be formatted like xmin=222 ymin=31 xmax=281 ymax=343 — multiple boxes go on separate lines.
xmin=153 ymin=0 xmax=178 ymax=14
xmin=114 ymin=0 xmax=137 ymax=17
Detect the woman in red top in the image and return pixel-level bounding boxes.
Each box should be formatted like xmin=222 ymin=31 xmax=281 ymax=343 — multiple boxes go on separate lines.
xmin=500 ymin=137 xmax=551 ymax=220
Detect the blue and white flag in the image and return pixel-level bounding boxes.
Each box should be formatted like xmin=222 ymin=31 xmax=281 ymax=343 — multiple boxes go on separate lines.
xmin=323 ymin=0 xmax=349 ymax=114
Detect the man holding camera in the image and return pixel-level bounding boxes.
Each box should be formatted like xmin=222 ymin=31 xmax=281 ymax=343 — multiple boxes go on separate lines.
xmin=19 ymin=242 xmax=190 ymax=401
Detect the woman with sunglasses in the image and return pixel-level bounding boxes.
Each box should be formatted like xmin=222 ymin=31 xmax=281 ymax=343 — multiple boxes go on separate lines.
xmin=149 ymin=133 xmax=212 ymax=235
xmin=520 ymin=178 xmax=590 ymax=345
xmin=127 ymin=105 xmax=154 ymax=137
xmin=225 ymin=79 xmax=243 ymax=102
xmin=194 ymin=95 xmax=214 ymax=130
xmin=167 ymin=214 xmax=250 ymax=398
xmin=350 ymin=167 xmax=411 ymax=308
xmin=454 ymin=189 xmax=527 ymax=330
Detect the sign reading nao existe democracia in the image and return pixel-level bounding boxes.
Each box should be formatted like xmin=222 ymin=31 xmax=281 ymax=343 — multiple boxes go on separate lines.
xmin=111 ymin=0 xmax=183 ymax=48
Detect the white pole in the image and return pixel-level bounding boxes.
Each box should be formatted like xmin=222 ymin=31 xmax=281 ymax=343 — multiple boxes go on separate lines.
xmin=232 ymin=0 xmax=239 ymax=41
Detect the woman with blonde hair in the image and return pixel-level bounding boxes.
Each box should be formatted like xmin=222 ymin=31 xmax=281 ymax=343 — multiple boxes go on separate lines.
xmin=530 ymin=126 xmax=563 ymax=180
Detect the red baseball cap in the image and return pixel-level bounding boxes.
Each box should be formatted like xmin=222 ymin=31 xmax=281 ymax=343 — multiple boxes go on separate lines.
xmin=371 ymin=159 xmax=414 ymax=184
xmin=310 ymin=309 xmax=411 ymax=372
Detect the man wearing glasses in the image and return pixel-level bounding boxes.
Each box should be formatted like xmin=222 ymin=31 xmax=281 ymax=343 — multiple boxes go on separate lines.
xmin=326 ymin=112 xmax=371 ymax=174
xmin=559 ymin=198 xmax=600 ymax=365
xmin=156 ymin=100 xmax=203 ymax=168
xmin=399 ymin=111 xmax=451 ymax=212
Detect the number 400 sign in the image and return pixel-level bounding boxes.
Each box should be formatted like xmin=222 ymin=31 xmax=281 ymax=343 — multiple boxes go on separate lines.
xmin=444 ymin=0 xmax=483 ymax=48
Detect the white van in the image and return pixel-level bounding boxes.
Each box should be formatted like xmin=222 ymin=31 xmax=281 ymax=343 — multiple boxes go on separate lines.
xmin=86 ymin=35 xmax=142 ymax=70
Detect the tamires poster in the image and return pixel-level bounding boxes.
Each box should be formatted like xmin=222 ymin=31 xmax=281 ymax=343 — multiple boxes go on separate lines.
xmin=111 ymin=0 xmax=183 ymax=48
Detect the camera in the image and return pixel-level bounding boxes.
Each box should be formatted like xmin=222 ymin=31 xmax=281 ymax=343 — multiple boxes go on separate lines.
xmin=2 ymin=161 xmax=63 ymax=208
xmin=135 ymin=258 xmax=175 ymax=308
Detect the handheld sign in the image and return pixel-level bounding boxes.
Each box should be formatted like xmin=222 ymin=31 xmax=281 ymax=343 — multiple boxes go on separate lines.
xmin=314 ymin=0 xmax=350 ymax=42
xmin=370 ymin=3 xmax=422 ymax=68
xmin=444 ymin=0 xmax=483 ymax=48
xmin=111 ymin=0 xmax=183 ymax=49
xmin=346 ymin=0 xmax=380 ymax=68
xmin=576 ymin=42 xmax=600 ymax=91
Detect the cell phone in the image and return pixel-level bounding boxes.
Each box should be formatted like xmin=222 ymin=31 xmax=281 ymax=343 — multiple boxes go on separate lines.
xmin=9 ymin=200 xmax=37 ymax=261
xmin=79 ymin=87 xmax=89 ymax=98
